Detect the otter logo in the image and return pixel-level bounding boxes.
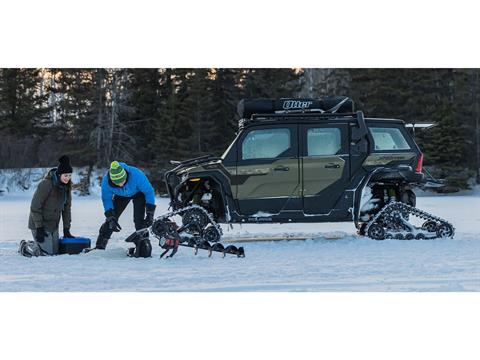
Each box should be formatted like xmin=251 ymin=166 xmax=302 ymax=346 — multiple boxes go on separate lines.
xmin=282 ymin=100 xmax=313 ymax=110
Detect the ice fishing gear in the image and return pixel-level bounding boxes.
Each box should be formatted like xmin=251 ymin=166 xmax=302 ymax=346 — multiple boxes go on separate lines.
xmin=125 ymin=230 xmax=152 ymax=258
xmin=119 ymin=205 xmax=244 ymax=259
xmin=150 ymin=205 xmax=245 ymax=258
xmin=59 ymin=237 xmax=91 ymax=254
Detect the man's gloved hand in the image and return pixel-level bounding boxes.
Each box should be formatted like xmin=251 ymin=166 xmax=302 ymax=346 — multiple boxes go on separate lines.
xmin=63 ymin=228 xmax=75 ymax=238
xmin=105 ymin=209 xmax=122 ymax=232
xmin=35 ymin=227 xmax=46 ymax=243
xmin=144 ymin=204 xmax=156 ymax=228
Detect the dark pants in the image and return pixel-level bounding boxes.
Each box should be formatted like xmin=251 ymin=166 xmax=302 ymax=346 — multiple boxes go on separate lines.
xmin=30 ymin=229 xmax=60 ymax=255
xmin=96 ymin=192 xmax=147 ymax=249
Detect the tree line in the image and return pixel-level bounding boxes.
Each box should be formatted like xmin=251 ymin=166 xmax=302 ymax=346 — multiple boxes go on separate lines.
xmin=0 ymin=68 xmax=479 ymax=190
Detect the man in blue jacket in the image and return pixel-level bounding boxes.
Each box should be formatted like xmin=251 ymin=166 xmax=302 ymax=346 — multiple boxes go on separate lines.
xmin=95 ymin=161 xmax=156 ymax=250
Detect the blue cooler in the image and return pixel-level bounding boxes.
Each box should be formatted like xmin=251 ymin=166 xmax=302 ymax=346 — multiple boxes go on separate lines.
xmin=59 ymin=237 xmax=91 ymax=255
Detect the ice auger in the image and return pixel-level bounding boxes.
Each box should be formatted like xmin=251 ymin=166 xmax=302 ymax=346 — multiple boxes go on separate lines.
xmin=145 ymin=205 xmax=245 ymax=258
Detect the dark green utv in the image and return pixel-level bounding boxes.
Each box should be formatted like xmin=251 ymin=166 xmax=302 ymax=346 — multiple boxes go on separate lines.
xmin=163 ymin=97 xmax=454 ymax=241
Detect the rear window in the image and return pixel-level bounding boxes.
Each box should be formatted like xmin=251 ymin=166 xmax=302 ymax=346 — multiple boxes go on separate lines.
xmin=369 ymin=127 xmax=411 ymax=151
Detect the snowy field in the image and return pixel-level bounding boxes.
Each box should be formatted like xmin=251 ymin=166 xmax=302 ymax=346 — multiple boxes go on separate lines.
xmin=0 ymin=193 xmax=479 ymax=291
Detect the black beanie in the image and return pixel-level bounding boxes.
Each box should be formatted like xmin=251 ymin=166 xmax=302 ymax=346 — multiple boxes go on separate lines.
xmin=57 ymin=155 xmax=73 ymax=175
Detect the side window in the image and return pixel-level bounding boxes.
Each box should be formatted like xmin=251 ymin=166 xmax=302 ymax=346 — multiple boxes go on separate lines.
xmin=369 ymin=127 xmax=411 ymax=151
xmin=307 ymin=128 xmax=341 ymax=156
xmin=242 ymin=128 xmax=291 ymax=160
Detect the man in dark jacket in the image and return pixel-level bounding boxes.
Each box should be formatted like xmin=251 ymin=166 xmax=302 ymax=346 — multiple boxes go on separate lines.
xmin=95 ymin=161 xmax=156 ymax=250
xmin=25 ymin=156 xmax=74 ymax=256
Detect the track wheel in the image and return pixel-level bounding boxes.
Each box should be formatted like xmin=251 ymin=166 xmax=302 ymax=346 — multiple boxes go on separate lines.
xmin=203 ymin=224 xmax=221 ymax=243
xmin=405 ymin=233 xmax=414 ymax=240
xmin=436 ymin=224 xmax=454 ymax=238
xmin=367 ymin=224 xmax=386 ymax=240
xmin=394 ymin=233 xmax=404 ymax=240
xmin=422 ymin=220 xmax=438 ymax=232
xmin=415 ymin=233 xmax=426 ymax=240
xmin=182 ymin=208 xmax=209 ymax=232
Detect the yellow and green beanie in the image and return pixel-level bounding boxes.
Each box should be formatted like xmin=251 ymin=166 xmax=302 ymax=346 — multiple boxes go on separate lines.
xmin=109 ymin=161 xmax=127 ymax=185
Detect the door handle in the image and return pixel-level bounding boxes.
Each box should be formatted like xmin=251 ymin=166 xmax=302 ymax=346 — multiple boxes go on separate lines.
xmin=324 ymin=163 xmax=340 ymax=169
xmin=274 ymin=165 xmax=290 ymax=171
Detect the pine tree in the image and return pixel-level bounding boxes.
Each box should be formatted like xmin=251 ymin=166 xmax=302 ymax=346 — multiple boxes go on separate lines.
xmin=177 ymin=69 xmax=216 ymax=155
xmin=53 ymin=69 xmax=102 ymax=165
xmin=240 ymin=68 xmax=301 ymax=99
xmin=148 ymin=68 xmax=183 ymax=173
xmin=160 ymin=69 xmax=197 ymax=159
xmin=208 ymin=68 xmax=241 ymax=155
xmin=349 ymin=68 xmax=413 ymax=118
xmin=0 ymin=68 xmax=50 ymax=135
xmin=451 ymin=69 xmax=480 ymax=181
xmin=124 ymin=68 xmax=162 ymax=165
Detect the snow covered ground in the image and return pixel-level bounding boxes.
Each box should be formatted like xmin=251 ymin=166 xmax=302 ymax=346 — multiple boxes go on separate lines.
xmin=0 ymin=193 xmax=479 ymax=291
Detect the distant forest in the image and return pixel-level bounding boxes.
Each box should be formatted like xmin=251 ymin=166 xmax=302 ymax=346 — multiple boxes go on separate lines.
xmin=0 ymin=68 xmax=479 ymax=190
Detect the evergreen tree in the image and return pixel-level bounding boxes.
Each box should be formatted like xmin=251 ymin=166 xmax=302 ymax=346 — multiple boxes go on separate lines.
xmin=209 ymin=68 xmax=241 ymax=155
xmin=176 ymin=68 xmax=215 ymax=155
xmin=0 ymin=68 xmax=50 ymax=135
xmin=240 ymin=68 xmax=300 ymax=99
xmin=53 ymin=69 xmax=103 ymax=165
xmin=124 ymin=68 xmax=162 ymax=165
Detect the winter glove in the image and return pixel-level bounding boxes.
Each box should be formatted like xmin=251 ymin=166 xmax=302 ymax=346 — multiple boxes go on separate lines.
xmin=105 ymin=209 xmax=122 ymax=232
xmin=144 ymin=204 xmax=156 ymax=228
xmin=35 ymin=227 xmax=46 ymax=243
xmin=63 ymin=228 xmax=75 ymax=238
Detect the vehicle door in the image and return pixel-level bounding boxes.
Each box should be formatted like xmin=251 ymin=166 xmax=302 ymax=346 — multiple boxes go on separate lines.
xmin=235 ymin=124 xmax=301 ymax=215
xmin=300 ymin=123 xmax=350 ymax=214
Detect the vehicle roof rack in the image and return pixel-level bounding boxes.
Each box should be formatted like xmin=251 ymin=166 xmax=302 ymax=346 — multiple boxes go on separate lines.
xmin=237 ymin=96 xmax=354 ymax=119
xmin=237 ymin=96 xmax=356 ymax=129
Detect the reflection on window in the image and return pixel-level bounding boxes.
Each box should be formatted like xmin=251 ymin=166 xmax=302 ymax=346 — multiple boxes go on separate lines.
xmin=242 ymin=128 xmax=291 ymax=160
xmin=369 ymin=127 xmax=411 ymax=151
xmin=307 ymin=128 xmax=341 ymax=156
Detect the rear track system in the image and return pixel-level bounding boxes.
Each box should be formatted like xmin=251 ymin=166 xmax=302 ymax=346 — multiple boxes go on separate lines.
xmin=364 ymin=201 xmax=455 ymax=240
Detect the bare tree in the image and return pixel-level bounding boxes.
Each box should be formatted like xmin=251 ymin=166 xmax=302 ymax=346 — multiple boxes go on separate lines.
xmin=298 ymin=69 xmax=351 ymax=98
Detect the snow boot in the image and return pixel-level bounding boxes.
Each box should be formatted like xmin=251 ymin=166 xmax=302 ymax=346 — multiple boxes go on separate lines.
xmin=95 ymin=235 xmax=109 ymax=250
xmin=19 ymin=240 xmax=44 ymax=257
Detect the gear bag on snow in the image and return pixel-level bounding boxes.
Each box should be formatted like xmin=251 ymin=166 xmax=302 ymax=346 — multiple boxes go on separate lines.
xmin=59 ymin=237 xmax=91 ymax=254
xmin=125 ymin=230 xmax=152 ymax=258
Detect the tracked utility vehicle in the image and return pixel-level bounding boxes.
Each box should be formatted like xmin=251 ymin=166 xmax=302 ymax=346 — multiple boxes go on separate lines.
xmin=156 ymin=97 xmax=454 ymax=247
